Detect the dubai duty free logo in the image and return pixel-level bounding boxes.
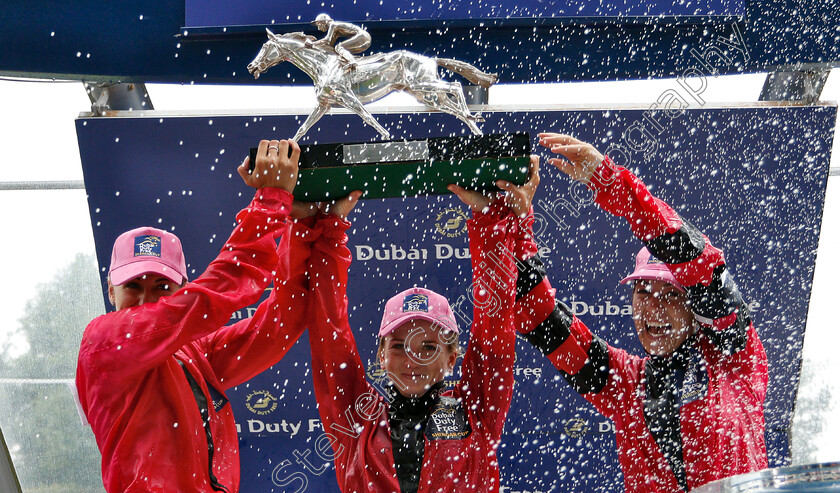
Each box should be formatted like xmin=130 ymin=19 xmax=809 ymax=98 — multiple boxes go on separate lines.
xmin=435 ymin=207 xmax=468 ymax=238
xmin=402 ymin=293 xmax=429 ymax=313
xmin=564 ymin=418 xmax=589 ymax=438
xmin=245 ymin=390 xmax=278 ymax=415
xmin=134 ymin=235 xmax=162 ymax=258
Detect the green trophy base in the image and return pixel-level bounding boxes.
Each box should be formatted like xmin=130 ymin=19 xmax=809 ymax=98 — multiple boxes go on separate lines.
xmin=250 ymin=132 xmax=530 ymax=201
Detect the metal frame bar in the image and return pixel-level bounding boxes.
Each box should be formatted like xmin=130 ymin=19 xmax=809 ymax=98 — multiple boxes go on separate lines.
xmin=759 ymin=68 xmax=831 ymax=103
xmin=0 ymin=428 xmax=22 ymax=493
xmin=0 ymin=181 xmax=85 ymax=191
xmin=83 ymin=82 xmax=154 ymax=115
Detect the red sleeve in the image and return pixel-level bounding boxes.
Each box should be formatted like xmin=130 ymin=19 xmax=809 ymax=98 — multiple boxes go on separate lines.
xmin=306 ymin=215 xmax=381 ymax=434
xmin=590 ymin=158 xmax=724 ymax=288
xmin=591 ymin=158 xmax=754 ymax=351
xmin=78 ymin=188 xmax=293 ymax=385
xmin=507 ymin=207 xmax=589 ymax=372
xmin=460 ymin=199 xmax=518 ymax=438
xmin=510 ymin=209 xmax=556 ymax=336
xmin=200 ymin=216 xmax=317 ymax=389
xmin=583 ymin=344 xmax=646 ymax=419
xmin=510 ymin=206 xmax=643 ymax=414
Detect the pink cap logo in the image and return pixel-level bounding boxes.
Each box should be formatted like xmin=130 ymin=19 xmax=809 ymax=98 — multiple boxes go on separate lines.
xmin=402 ymin=294 xmax=429 ymax=313
xmin=135 ymin=235 xmax=162 ymax=258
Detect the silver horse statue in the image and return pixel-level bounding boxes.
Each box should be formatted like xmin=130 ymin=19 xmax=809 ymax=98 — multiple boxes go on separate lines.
xmin=247 ymin=29 xmax=498 ymax=141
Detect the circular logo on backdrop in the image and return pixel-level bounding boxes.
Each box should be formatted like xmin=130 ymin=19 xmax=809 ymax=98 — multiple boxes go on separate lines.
xmin=564 ymin=418 xmax=589 ymax=438
xmin=245 ymin=390 xmax=278 ymax=415
xmin=435 ymin=208 xmax=468 ymax=238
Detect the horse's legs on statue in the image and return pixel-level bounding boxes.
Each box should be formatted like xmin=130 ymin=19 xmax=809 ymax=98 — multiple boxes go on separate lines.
xmin=294 ymin=103 xmax=330 ymax=141
xmin=410 ymin=82 xmax=483 ymax=135
xmin=336 ymin=94 xmax=391 ymax=140
xmin=441 ymin=84 xmax=483 ymax=135
xmin=441 ymin=82 xmax=484 ymax=121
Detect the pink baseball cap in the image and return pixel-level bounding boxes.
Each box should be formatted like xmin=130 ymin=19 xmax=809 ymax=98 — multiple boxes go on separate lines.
xmin=109 ymin=227 xmax=188 ymax=286
xmin=619 ymin=247 xmax=685 ymax=291
xmin=379 ymin=287 xmax=460 ymax=337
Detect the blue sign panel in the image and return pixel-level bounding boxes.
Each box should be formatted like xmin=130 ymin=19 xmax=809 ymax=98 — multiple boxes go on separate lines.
xmin=186 ymin=0 xmax=746 ymax=28
xmin=76 ymin=104 xmax=835 ymax=492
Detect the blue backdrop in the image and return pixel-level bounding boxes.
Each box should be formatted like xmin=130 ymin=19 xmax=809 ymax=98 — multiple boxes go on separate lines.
xmin=4 ymin=1 xmax=836 ymax=85
xmin=76 ymin=104 xmax=836 ymax=492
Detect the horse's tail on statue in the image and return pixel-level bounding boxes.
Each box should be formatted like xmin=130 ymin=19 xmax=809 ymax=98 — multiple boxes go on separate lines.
xmin=435 ymin=58 xmax=498 ymax=88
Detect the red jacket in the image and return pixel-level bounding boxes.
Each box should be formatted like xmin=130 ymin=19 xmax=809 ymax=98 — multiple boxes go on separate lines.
xmin=515 ymin=160 xmax=768 ymax=492
xmin=76 ymin=188 xmax=307 ymax=493
xmin=305 ymin=203 xmax=519 ymax=492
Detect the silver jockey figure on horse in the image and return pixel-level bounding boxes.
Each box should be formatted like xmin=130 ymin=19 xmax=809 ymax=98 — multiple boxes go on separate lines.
xmin=247 ymin=14 xmax=498 ymax=141
xmin=308 ymin=13 xmax=371 ymax=69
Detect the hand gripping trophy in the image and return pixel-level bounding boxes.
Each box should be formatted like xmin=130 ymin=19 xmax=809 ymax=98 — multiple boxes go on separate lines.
xmin=247 ymin=14 xmax=498 ymax=141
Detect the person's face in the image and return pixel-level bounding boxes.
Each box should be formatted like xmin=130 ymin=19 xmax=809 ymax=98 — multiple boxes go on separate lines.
xmin=379 ymin=319 xmax=458 ymax=398
xmin=315 ymin=20 xmax=329 ymax=31
xmin=108 ymin=274 xmax=180 ymax=311
xmin=632 ymin=279 xmax=696 ymax=356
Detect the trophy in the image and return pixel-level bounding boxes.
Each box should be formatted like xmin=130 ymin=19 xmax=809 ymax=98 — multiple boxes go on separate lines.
xmin=246 ymin=14 xmax=529 ymax=200
xmin=249 ymin=133 xmax=531 ymax=201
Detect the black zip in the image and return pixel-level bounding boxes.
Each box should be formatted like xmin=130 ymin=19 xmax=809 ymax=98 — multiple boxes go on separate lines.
xmin=177 ymin=359 xmax=229 ymax=493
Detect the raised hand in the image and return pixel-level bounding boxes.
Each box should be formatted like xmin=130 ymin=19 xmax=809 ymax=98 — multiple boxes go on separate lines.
xmin=496 ymin=155 xmax=540 ymax=217
xmin=321 ymin=190 xmax=363 ymax=221
xmin=538 ymin=133 xmax=605 ymax=184
xmin=446 ymin=184 xmax=495 ymax=214
xmin=238 ymin=139 xmax=301 ymax=193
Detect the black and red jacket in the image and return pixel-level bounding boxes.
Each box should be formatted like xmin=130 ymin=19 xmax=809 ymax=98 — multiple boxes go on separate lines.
xmin=514 ymin=158 xmax=768 ymax=492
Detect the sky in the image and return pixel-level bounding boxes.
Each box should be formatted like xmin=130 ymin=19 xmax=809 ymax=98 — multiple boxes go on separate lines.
xmin=1 ymin=69 xmax=839 ymax=463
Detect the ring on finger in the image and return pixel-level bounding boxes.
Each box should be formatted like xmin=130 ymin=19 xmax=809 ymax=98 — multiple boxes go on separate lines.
xmin=268 ymin=145 xmax=280 ymax=152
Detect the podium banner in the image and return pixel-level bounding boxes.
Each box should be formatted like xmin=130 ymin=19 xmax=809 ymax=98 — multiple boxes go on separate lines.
xmin=76 ymin=104 xmax=836 ymax=492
